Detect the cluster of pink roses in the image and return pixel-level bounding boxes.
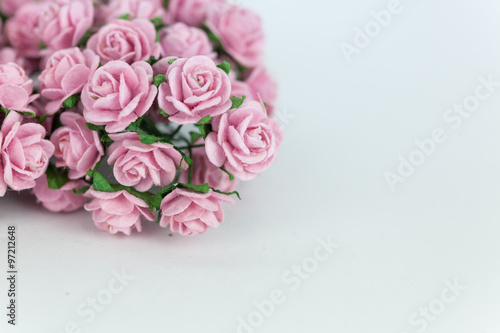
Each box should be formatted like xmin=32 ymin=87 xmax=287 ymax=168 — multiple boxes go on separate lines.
xmin=0 ymin=0 xmax=283 ymax=237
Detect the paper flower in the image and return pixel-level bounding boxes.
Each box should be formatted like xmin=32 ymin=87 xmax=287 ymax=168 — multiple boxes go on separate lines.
xmin=87 ymin=19 xmax=160 ymax=64
xmin=159 ymin=188 xmax=234 ymax=236
xmin=158 ymin=23 xmax=216 ymax=60
xmin=50 ymin=112 xmax=105 ymax=179
xmin=85 ymin=188 xmax=155 ymax=235
xmin=39 ymin=48 xmax=100 ymax=115
xmin=205 ymin=99 xmax=283 ymax=181
xmin=0 ymin=112 xmax=54 ymax=196
xmin=33 ymin=175 xmax=88 ymax=213
xmin=82 ymin=61 xmax=157 ymax=132
xmin=107 ymin=132 xmax=188 ymax=192
xmin=157 ymin=55 xmax=232 ymax=124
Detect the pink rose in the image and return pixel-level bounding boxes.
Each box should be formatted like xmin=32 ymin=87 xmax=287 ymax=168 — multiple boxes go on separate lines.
xmin=0 ymin=62 xmax=38 ymax=113
xmin=98 ymin=0 xmax=167 ymax=24
xmin=245 ymin=67 xmax=278 ymax=113
xmin=231 ymin=67 xmax=278 ymax=114
xmin=0 ymin=111 xmax=55 ymax=196
xmin=1 ymin=0 xmax=33 ymax=16
xmin=205 ymin=100 xmax=283 ymax=181
xmin=107 ymin=132 xmax=188 ymax=191
xmin=38 ymin=0 xmax=95 ymax=53
xmin=159 ymin=188 xmax=234 ymax=236
xmin=87 ymin=19 xmax=160 ymax=64
xmin=33 ymin=174 xmax=87 ymax=212
xmin=0 ymin=48 xmax=36 ymax=75
xmin=179 ymin=141 xmax=238 ymax=193
xmin=39 ymin=48 xmax=100 ymax=115
xmin=206 ymin=5 xmax=265 ymax=67
xmin=166 ymin=0 xmax=211 ymax=27
xmin=51 ymin=112 xmax=105 ymax=179
xmin=157 ymin=55 xmax=232 ymax=124
xmin=5 ymin=3 xmax=45 ymax=58
xmin=82 ymin=61 xmax=157 ymax=133
xmin=84 ymin=189 xmax=155 ymax=235
xmin=159 ymin=23 xmax=216 ymax=59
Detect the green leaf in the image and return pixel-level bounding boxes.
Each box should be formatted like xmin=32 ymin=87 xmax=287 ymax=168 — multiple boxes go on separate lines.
xmin=39 ymin=42 xmax=47 ymax=50
xmin=201 ymin=24 xmax=222 ymax=46
xmin=38 ymin=114 xmax=49 ymax=124
xmin=151 ymin=17 xmax=163 ymax=25
xmin=230 ymin=95 xmax=246 ymax=109
xmin=220 ymin=166 xmax=235 ymax=181
xmin=16 ymin=110 xmax=36 ymax=118
xmin=178 ymin=183 xmax=210 ymax=194
xmin=46 ymin=165 xmax=70 ymax=190
xmin=118 ymin=13 xmax=130 ymax=20
xmin=146 ymin=56 xmax=158 ymax=65
xmin=163 ymin=0 xmax=170 ymax=9
xmin=100 ymin=133 xmax=113 ymax=144
xmin=86 ymin=123 xmax=105 ymax=132
xmin=78 ymin=29 xmax=93 ymax=47
xmin=63 ymin=94 xmax=80 ymax=109
xmin=217 ymin=61 xmax=231 ymax=75
xmin=159 ymin=109 xmax=169 ymax=119
xmin=126 ymin=116 xmax=143 ymax=131
xmin=190 ymin=131 xmax=202 ymax=143
xmin=92 ymin=172 xmax=115 ymax=192
xmin=123 ymin=187 xmax=156 ymax=212
xmin=152 ymin=185 xmax=177 ymax=210
xmin=153 ymin=74 xmax=166 ymax=87
xmin=196 ymin=115 xmax=212 ymax=125
xmin=168 ymin=58 xmax=177 ymax=65
xmin=86 ymin=155 xmax=105 ymax=178
xmin=138 ymin=132 xmax=171 ymax=145
xmin=198 ymin=123 xmax=212 ymax=140
xmin=72 ymin=185 xmax=90 ymax=195
xmin=1 ymin=107 xmax=9 ymax=116
xmin=212 ymin=188 xmax=241 ymax=200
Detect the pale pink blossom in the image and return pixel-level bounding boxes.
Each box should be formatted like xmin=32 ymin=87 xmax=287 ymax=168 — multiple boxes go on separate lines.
xmin=84 ymin=189 xmax=155 ymax=235
xmin=158 ymin=23 xmax=216 ymax=59
xmin=157 ymin=55 xmax=232 ymax=124
xmin=5 ymin=3 xmax=45 ymax=58
xmin=33 ymin=174 xmax=87 ymax=212
xmin=107 ymin=132 xmax=188 ymax=191
xmin=39 ymin=48 xmax=100 ymax=115
xmin=82 ymin=61 xmax=157 ymax=133
xmin=38 ymin=0 xmax=95 ymax=53
xmin=0 ymin=111 xmax=54 ymax=196
xmin=0 ymin=62 xmax=38 ymax=113
xmin=206 ymin=5 xmax=265 ymax=67
xmin=98 ymin=0 xmax=167 ymax=24
xmin=205 ymin=99 xmax=283 ymax=181
xmin=166 ymin=0 xmax=212 ymax=27
xmin=159 ymin=188 xmax=234 ymax=236
xmin=87 ymin=19 xmax=160 ymax=64
xmin=50 ymin=112 xmax=105 ymax=179
xmin=180 ymin=140 xmax=238 ymax=193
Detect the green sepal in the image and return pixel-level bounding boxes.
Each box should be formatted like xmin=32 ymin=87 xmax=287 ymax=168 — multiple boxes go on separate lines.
xmin=77 ymin=29 xmax=93 ymax=47
xmin=153 ymin=74 xmax=166 ymax=87
xmin=86 ymin=123 xmax=105 ymax=132
xmin=230 ymin=95 xmax=246 ymax=109
xmin=212 ymin=188 xmax=241 ymax=200
xmin=220 ymin=166 xmax=235 ymax=181
xmin=217 ymin=61 xmax=231 ymax=75
xmin=72 ymin=185 xmax=90 ymax=195
xmin=46 ymin=164 xmax=70 ymax=190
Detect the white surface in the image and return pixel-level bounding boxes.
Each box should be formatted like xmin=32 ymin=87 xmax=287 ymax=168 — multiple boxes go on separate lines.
xmin=2 ymin=0 xmax=500 ymax=332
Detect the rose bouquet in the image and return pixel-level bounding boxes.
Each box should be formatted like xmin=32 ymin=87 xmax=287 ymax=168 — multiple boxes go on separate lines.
xmin=0 ymin=0 xmax=283 ymax=236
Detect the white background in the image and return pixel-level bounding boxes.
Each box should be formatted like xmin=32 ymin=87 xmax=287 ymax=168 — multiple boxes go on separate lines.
xmin=2 ymin=0 xmax=500 ymax=332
